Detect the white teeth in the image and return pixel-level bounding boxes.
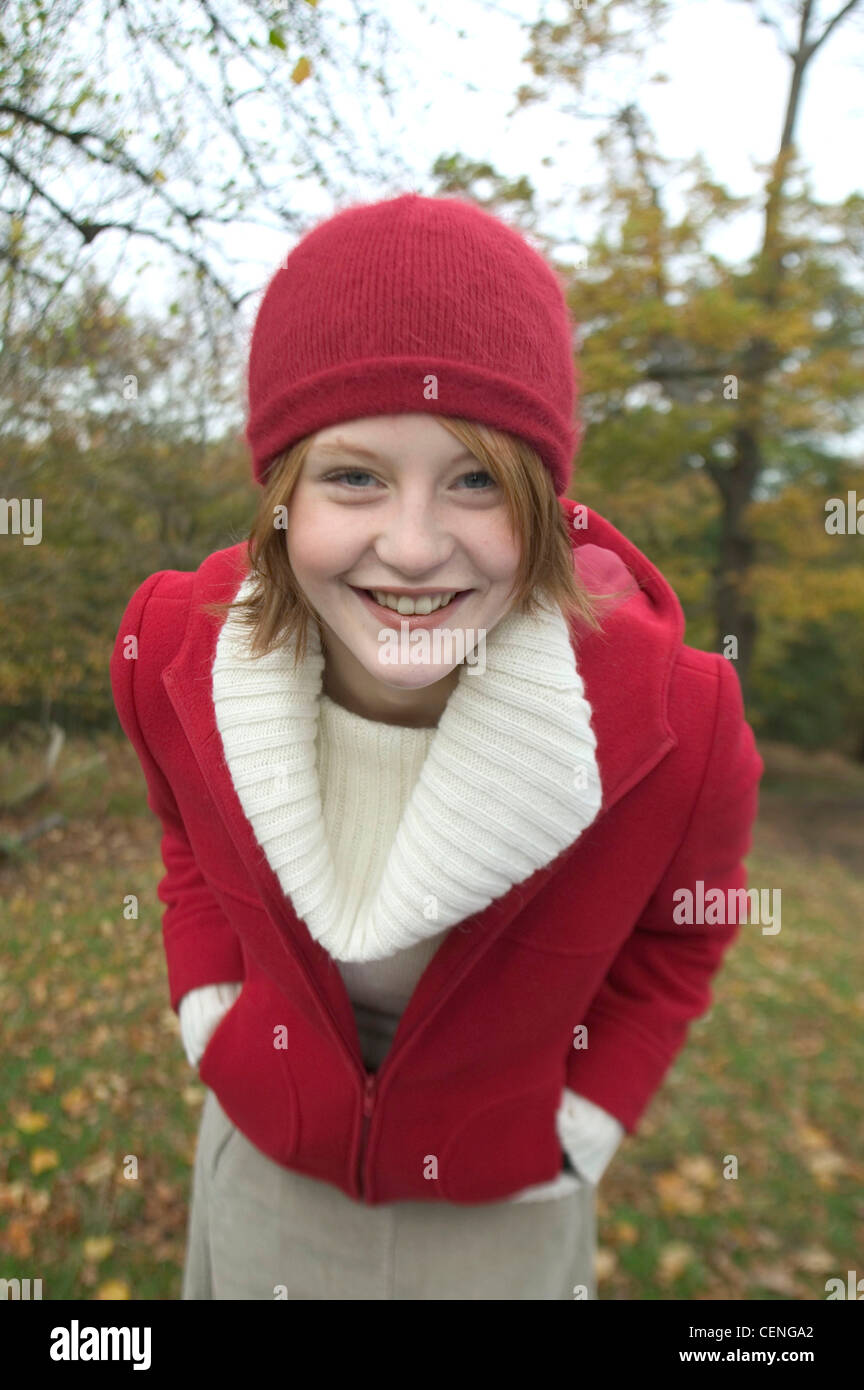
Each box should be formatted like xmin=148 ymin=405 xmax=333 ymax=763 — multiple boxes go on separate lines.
xmin=370 ymin=590 xmax=456 ymax=615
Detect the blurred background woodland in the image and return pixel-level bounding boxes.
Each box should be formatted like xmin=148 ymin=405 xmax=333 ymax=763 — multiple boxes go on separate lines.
xmin=1 ymin=0 xmax=863 ymax=1301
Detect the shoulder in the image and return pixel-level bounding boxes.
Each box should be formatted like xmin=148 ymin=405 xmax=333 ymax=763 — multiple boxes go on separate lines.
xmin=110 ymin=568 xmax=192 ymax=677
xmin=670 ymin=643 xmax=749 ymax=741
xmin=113 ymin=544 xmax=247 ymax=652
xmin=109 ymin=544 xmax=248 ymax=715
xmin=560 ymin=498 xmax=761 ymax=800
xmin=667 ymin=646 xmax=762 ymax=816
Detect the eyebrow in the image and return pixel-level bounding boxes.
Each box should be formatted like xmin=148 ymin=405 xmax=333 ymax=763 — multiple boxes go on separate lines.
xmin=312 ymin=440 xmax=476 ymax=464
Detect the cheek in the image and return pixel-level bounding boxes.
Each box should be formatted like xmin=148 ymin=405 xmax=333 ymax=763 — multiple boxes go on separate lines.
xmin=468 ymin=519 xmax=521 ymax=583
xmin=284 ymin=502 xmax=325 ymax=588
xmin=285 ymin=499 xmax=360 ymax=585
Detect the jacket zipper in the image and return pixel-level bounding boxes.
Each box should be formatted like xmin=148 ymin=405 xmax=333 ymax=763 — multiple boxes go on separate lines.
xmin=356 ymin=1071 xmax=377 ymax=1199
xmin=348 ymin=944 xmax=495 ymax=1200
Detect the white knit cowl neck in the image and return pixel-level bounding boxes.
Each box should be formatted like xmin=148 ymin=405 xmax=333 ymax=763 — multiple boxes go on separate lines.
xmin=212 ymin=574 xmax=603 ymax=963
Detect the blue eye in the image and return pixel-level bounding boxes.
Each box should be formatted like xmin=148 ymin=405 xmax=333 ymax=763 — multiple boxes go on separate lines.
xmin=325 ymin=470 xmax=378 ymax=487
xmin=322 ymin=468 xmax=496 ymax=490
xmin=457 ymin=470 xmax=496 ymax=489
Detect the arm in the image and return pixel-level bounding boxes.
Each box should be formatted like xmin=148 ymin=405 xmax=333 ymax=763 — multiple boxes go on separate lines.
xmin=110 ymin=570 xmax=246 ymax=1015
xmin=565 ymin=653 xmax=763 ymax=1134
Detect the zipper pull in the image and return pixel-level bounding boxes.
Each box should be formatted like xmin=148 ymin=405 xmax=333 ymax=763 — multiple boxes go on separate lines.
xmin=357 ymin=1072 xmax=377 ymax=1200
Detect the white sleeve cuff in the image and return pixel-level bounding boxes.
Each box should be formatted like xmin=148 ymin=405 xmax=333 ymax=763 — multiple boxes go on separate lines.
xmin=178 ymin=982 xmax=243 ymax=1069
xmin=555 ymin=1088 xmax=626 ymax=1185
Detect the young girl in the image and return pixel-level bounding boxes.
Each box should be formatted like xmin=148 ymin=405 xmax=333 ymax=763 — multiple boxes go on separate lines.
xmin=110 ymin=193 xmax=763 ymax=1301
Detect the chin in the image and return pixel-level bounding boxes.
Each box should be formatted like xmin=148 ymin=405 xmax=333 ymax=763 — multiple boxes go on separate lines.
xmin=366 ymin=656 xmax=459 ymax=690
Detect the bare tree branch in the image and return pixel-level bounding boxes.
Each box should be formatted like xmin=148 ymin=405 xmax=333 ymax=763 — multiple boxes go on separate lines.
xmin=811 ymin=0 xmax=861 ymax=56
xmin=0 ymin=0 xmax=406 ymax=321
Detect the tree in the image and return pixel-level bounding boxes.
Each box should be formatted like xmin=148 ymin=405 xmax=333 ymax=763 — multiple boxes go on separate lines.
xmin=0 ymin=0 xmax=407 ymax=318
xmin=438 ymin=0 xmax=864 ymax=698
xmin=0 ymin=275 xmax=254 ymax=730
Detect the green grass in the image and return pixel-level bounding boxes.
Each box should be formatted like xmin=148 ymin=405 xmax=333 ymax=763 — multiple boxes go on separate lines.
xmin=1 ymin=733 xmax=862 ymax=1300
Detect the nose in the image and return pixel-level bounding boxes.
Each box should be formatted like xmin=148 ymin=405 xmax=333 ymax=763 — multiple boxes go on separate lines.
xmin=371 ymin=494 xmax=457 ymax=579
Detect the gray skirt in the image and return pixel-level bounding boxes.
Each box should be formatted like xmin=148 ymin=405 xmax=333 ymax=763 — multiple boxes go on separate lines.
xmin=182 ymin=1087 xmax=598 ymax=1301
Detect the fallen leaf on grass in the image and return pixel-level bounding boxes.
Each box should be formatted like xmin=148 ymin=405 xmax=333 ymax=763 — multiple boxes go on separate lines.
xmin=78 ymin=1153 xmax=114 ymax=1185
xmin=795 ymin=1247 xmax=836 ymax=1273
xmin=749 ymin=1262 xmax=800 ymax=1297
xmin=30 ymin=1148 xmax=59 ymax=1175
xmin=86 ymin=1025 xmax=113 ymax=1053
xmin=710 ymin=1249 xmax=745 ymax=1289
xmin=61 ymin=1087 xmax=90 ymax=1118
xmin=3 ymin=1216 xmax=35 ymax=1257
xmin=55 ymin=1203 xmax=81 ymax=1235
xmin=28 ymin=976 xmax=48 ymax=1005
xmin=654 ymin=1170 xmax=705 ymax=1215
xmin=657 ymin=1242 xmax=695 ymax=1284
xmin=0 ymin=1181 xmax=27 ymax=1211
xmin=676 ymin=1155 xmax=719 ymax=1188
xmin=795 ymin=1123 xmax=832 ymax=1150
xmin=95 ymin=1279 xmax=130 ymax=1299
xmin=83 ymin=1236 xmax=114 ymax=1262
xmin=804 ymin=1149 xmax=846 ymax=1188
xmin=14 ymin=1109 xmax=49 ymax=1134
xmin=753 ymin=1226 xmax=782 ymax=1250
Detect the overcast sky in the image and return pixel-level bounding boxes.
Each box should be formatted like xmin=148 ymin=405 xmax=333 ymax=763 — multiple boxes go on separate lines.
xmin=217 ymin=0 xmax=863 ymax=291
xmin=78 ymin=0 xmax=861 ymax=330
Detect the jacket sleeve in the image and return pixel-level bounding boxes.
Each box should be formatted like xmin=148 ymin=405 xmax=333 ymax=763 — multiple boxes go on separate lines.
xmin=110 ymin=570 xmax=246 ymax=1014
xmin=565 ymin=653 xmax=764 ymax=1134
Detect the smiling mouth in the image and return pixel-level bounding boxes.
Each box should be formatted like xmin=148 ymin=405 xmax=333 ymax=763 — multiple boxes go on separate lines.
xmin=350 ymin=586 xmax=471 ymax=616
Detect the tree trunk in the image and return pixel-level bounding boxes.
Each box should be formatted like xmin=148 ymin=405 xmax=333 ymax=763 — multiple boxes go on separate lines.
xmin=712 ymin=425 xmax=760 ymax=698
xmin=710 ymin=0 xmax=828 ymax=699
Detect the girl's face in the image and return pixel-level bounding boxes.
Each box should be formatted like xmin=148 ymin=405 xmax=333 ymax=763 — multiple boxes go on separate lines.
xmin=284 ymin=414 xmax=521 ymax=726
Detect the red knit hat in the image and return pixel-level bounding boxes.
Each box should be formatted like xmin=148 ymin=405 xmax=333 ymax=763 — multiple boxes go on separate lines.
xmin=245 ymin=193 xmax=580 ymax=496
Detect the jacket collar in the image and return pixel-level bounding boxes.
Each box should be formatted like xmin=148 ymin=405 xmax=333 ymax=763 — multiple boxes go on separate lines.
xmin=161 ymin=502 xmax=682 ymax=1029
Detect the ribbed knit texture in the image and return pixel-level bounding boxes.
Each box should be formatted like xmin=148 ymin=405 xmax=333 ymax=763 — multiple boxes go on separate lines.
xmin=211 ymin=573 xmax=604 ymax=963
xmin=314 ymin=695 xmax=448 ymax=1025
xmin=315 ymin=695 xmax=440 ymax=969
xmin=245 ymin=193 xmax=580 ymax=494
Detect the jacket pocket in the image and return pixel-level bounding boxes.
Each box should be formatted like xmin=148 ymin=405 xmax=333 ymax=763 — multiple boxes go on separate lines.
xmin=198 ymin=979 xmax=298 ymax=1166
xmin=437 ymin=1080 xmax=565 ymax=1203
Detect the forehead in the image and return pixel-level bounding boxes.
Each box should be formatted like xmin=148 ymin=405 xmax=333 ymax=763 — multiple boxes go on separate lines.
xmin=310 ymin=415 xmax=457 ymax=454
